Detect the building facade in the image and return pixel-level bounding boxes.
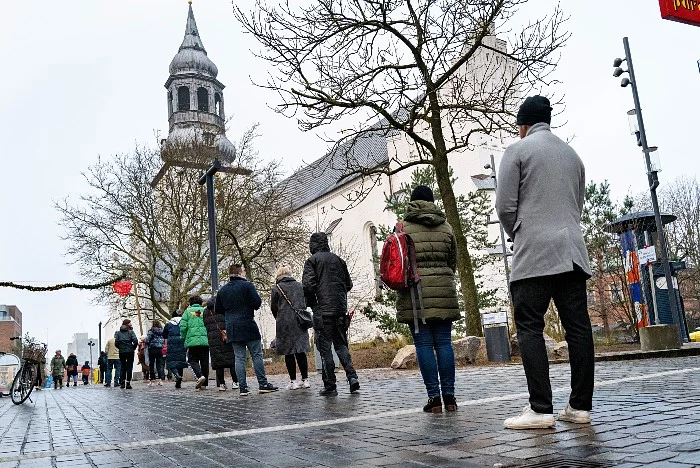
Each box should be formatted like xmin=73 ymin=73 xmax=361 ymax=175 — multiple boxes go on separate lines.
xmin=0 ymin=305 xmax=22 ymax=354
xmin=66 ymin=333 xmax=98 ymax=368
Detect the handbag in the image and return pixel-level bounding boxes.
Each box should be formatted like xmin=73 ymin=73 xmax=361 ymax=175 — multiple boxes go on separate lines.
xmin=277 ymin=284 xmax=313 ymax=330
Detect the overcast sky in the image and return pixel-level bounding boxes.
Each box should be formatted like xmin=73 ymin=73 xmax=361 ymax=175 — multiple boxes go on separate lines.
xmin=1 ymin=0 xmax=698 ymax=354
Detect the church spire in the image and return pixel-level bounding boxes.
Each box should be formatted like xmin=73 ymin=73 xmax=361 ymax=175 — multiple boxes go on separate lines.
xmin=180 ymin=3 xmax=205 ymax=53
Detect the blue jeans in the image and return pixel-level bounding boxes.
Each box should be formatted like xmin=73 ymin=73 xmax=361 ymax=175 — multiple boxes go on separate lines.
xmin=106 ymin=359 xmax=121 ymax=385
xmin=409 ymin=321 xmax=456 ymax=398
xmin=232 ymin=340 xmax=268 ymax=390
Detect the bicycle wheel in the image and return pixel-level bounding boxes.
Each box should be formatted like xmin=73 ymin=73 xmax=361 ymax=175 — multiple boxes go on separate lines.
xmin=10 ymin=364 xmax=35 ymax=405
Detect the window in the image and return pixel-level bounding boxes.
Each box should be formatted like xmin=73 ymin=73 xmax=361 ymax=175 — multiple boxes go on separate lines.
xmin=177 ymin=86 xmax=190 ymax=111
xmin=167 ymin=91 xmax=173 ymax=116
xmin=197 ymin=87 xmax=209 ymax=112
xmin=369 ymin=224 xmax=381 ymax=298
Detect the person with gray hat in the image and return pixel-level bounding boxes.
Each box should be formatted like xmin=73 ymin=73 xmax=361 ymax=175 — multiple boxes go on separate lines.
xmin=496 ymin=95 xmax=594 ymax=429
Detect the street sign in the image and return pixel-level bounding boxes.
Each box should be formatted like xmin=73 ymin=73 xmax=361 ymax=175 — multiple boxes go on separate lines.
xmin=659 ymin=0 xmax=700 ymax=27
xmin=638 ymin=246 xmax=658 ymax=264
xmin=482 ymin=311 xmax=508 ymax=325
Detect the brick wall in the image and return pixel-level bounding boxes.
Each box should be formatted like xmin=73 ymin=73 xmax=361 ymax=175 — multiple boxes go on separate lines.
xmin=0 ymin=320 xmax=21 ymax=354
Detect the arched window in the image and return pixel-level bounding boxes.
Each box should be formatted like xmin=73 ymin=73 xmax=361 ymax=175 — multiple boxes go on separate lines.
xmin=177 ymin=86 xmax=190 ymax=111
xmin=197 ymin=87 xmax=209 ymax=112
xmin=214 ymin=93 xmax=222 ymax=117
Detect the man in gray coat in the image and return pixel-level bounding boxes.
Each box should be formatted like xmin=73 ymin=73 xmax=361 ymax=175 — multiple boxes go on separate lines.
xmin=496 ymin=95 xmax=594 ymax=429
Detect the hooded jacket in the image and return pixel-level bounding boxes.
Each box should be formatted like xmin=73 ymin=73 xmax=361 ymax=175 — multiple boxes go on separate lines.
xmin=50 ymin=354 xmax=66 ymax=377
xmin=66 ymin=354 xmax=79 ymax=375
xmin=163 ymin=316 xmax=187 ymax=370
xmin=302 ymin=232 xmax=353 ymax=318
xmin=180 ymin=304 xmax=209 ymax=348
xmin=215 ymin=276 xmax=263 ymax=343
xmin=396 ymin=200 xmax=460 ymax=324
xmin=114 ymin=325 xmax=139 ymax=354
xmin=105 ymin=337 xmax=120 ymax=360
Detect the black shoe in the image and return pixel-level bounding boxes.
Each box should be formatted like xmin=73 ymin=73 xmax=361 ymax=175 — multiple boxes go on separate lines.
xmin=349 ymin=378 xmax=360 ymax=394
xmin=443 ymin=394 xmax=458 ymax=412
xmin=258 ymin=383 xmax=278 ymax=393
xmin=120 ymin=382 xmax=125 ymax=389
xmin=175 ymin=380 xmax=181 ymax=389
xmin=319 ymin=388 xmax=338 ymax=396
xmin=104 ymin=383 xmax=111 ymax=388
xmin=423 ymin=396 xmax=442 ymax=413
xmin=125 ymin=382 xmax=132 ymax=389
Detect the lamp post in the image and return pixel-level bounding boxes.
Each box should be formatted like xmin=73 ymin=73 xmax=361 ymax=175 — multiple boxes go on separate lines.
xmin=87 ymin=340 xmax=95 ymax=372
xmin=612 ymin=37 xmax=685 ymax=342
xmin=485 ymin=155 xmax=512 ymax=283
xmin=198 ymin=159 xmax=222 ymax=293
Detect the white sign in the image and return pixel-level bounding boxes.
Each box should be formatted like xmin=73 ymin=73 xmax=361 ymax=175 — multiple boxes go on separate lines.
xmin=482 ymin=311 xmax=508 ymax=325
xmin=638 ymin=246 xmax=657 ymax=264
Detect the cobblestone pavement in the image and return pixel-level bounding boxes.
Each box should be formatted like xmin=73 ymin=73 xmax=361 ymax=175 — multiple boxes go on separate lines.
xmin=0 ymin=356 xmax=699 ymax=467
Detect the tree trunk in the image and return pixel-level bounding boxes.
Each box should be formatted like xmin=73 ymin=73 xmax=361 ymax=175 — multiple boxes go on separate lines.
xmin=433 ymin=150 xmax=481 ymax=336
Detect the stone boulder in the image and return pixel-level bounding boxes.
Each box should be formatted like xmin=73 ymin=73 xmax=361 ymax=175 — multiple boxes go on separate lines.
xmin=391 ymin=345 xmax=417 ymax=369
xmin=551 ymin=341 xmax=569 ymax=360
xmin=453 ymin=336 xmax=484 ymax=364
xmin=544 ymin=333 xmax=558 ymax=356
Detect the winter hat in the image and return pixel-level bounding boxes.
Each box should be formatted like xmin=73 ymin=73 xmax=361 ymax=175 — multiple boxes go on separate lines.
xmin=516 ymin=95 xmax=552 ymax=126
xmin=206 ymin=296 xmax=216 ymax=311
xmin=410 ymin=185 xmax=435 ymax=203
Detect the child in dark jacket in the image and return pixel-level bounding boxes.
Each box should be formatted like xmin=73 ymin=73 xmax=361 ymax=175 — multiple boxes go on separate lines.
xmin=146 ymin=320 xmax=166 ymax=386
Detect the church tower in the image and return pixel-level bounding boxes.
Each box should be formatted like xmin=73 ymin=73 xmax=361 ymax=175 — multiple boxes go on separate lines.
xmin=163 ymin=2 xmax=236 ymax=164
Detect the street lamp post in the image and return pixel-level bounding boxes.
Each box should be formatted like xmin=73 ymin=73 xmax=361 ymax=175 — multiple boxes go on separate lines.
xmin=198 ymin=159 xmax=222 ymax=293
xmin=613 ymin=37 xmax=685 ymax=342
xmin=87 ymin=340 xmax=95 ymax=376
xmin=485 ymin=155 xmax=512 ymax=284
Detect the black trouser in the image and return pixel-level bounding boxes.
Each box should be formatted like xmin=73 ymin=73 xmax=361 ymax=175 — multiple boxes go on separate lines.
xmin=314 ymin=315 xmax=357 ymax=391
xmin=188 ymin=346 xmax=209 ymax=383
xmin=119 ymin=352 xmax=135 ymax=384
xmin=284 ymin=353 xmax=308 ymax=381
xmin=510 ymin=268 xmax=595 ymax=414
xmin=215 ymin=366 xmax=237 ymax=386
xmin=53 ymin=375 xmax=63 ymax=388
xmin=148 ymin=349 xmax=165 ymax=381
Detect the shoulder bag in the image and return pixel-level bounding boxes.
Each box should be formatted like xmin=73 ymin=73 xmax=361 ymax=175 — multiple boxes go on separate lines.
xmin=277 ymin=284 xmax=313 ymax=330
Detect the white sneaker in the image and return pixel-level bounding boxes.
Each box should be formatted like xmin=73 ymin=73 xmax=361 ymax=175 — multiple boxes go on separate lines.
xmin=504 ymin=405 xmax=555 ymax=429
xmin=231 ymin=382 xmax=239 ymax=389
xmin=218 ymin=384 xmax=228 ymax=392
xmin=557 ymin=404 xmax=591 ymax=424
xmin=157 ymin=380 xmax=163 ymax=386
xmin=286 ymin=380 xmax=301 ymax=390
xmin=195 ymin=376 xmax=206 ymax=390
xmin=301 ymin=379 xmax=310 ymax=389
xmin=148 ymin=381 xmax=154 ymax=387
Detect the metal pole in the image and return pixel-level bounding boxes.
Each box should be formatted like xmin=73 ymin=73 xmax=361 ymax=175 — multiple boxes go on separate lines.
xmin=623 ymin=37 xmax=684 ymax=342
xmin=98 ymin=322 xmax=102 ymax=353
xmin=199 ymin=160 xmax=221 ymax=293
xmin=489 ymin=154 xmax=511 ymax=283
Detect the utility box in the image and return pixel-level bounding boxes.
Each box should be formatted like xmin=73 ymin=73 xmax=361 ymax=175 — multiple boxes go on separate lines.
xmin=482 ymin=311 xmax=511 ymax=363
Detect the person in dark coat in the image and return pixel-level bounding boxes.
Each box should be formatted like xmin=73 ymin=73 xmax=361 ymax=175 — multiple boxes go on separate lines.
xmin=215 ymin=264 xmax=278 ymax=396
xmin=302 ymin=232 xmax=359 ymax=396
xmin=81 ymin=361 xmax=91 ymax=385
xmin=271 ymin=266 xmax=311 ymax=390
xmin=98 ymin=351 xmax=108 ymax=384
xmin=114 ymin=319 xmax=138 ymax=389
xmin=163 ymin=311 xmax=188 ymax=389
xmin=146 ymin=320 xmax=166 ymax=386
xmin=65 ymin=353 xmax=79 ymax=387
xmin=396 ymin=185 xmax=460 ymax=414
xmin=204 ymin=296 xmax=238 ymax=391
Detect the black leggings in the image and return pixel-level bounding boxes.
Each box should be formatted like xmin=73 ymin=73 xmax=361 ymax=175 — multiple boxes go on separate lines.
xmin=119 ymin=352 xmax=135 ymax=384
xmin=284 ymin=353 xmax=308 ymax=381
xmin=215 ymin=367 xmax=238 ymax=386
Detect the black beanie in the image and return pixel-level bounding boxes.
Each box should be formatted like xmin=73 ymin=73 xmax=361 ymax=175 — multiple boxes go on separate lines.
xmin=516 ymin=96 xmax=552 ymax=126
xmin=410 ymin=185 xmax=435 ymax=203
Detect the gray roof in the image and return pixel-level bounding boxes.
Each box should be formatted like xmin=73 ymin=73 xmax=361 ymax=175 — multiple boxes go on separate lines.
xmin=281 ymin=126 xmax=394 ymax=211
xmin=169 ymin=4 xmax=218 ymax=78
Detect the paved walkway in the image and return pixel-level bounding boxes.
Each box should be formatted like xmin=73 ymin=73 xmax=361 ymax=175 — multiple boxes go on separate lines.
xmin=0 ymin=356 xmax=699 ymax=467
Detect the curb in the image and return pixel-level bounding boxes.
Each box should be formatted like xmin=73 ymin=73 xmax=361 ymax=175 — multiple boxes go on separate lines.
xmin=548 ymin=343 xmax=700 ymax=365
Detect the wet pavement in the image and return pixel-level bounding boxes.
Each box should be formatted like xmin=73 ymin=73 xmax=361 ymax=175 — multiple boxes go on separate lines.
xmin=0 ymin=356 xmax=699 ymax=467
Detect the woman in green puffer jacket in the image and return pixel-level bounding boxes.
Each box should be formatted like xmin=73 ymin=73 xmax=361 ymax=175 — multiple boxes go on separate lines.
xmin=180 ymin=295 xmax=210 ymax=389
xmin=395 ymin=185 xmax=460 ymax=414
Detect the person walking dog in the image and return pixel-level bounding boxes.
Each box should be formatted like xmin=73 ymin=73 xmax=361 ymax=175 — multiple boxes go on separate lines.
xmin=496 ymin=95 xmax=594 ymax=429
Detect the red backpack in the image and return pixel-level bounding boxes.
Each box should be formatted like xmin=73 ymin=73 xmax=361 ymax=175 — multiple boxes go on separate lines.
xmin=380 ymin=222 xmax=419 ymax=290
xmin=379 ymin=223 xmax=426 ymax=330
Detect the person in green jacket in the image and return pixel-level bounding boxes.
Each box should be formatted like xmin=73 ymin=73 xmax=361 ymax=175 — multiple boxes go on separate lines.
xmin=181 ymin=295 xmax=209 ymax=390
xmin=396 ymin=185 xmax=460 ymax=414
xmin=50 ymin=350 xmax=66 ymax=389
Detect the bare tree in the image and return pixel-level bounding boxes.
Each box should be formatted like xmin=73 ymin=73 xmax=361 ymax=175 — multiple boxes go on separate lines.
xmin=56 ymin=127 xmax=308 ymax=323
xmin=235 ymin=0 xmax=569 ymax=334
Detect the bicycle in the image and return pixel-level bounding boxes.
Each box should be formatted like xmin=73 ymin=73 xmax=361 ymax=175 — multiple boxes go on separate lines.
xmin=9 ymin=336 xmax=47 ymax=405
